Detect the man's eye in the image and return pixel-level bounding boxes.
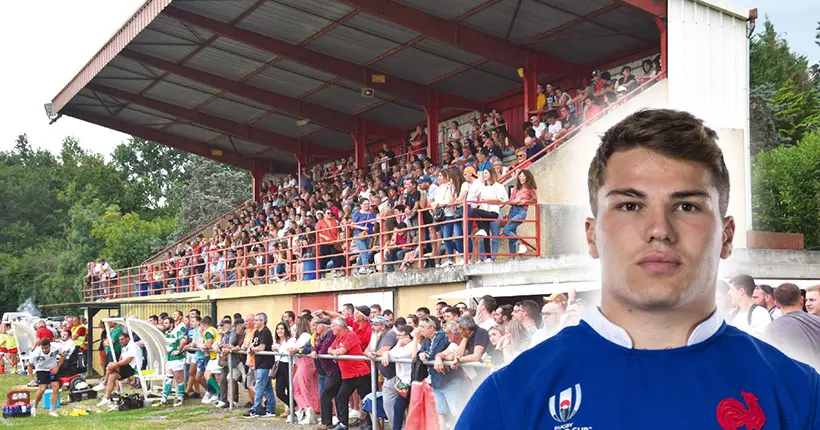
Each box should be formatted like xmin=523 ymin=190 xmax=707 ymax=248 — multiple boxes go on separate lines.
xmin=677 ymin=203 xmax=698 ymax=212
xmin=617 ymin=202 xmax=641 ymax=211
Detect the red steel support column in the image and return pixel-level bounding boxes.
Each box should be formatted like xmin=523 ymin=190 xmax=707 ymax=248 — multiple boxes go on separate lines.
xmin=251 ymin=160 xmax=267 ymax=203
xmin=655 ymin=17 xmax=667 ymax=74
xmin=424 ymin=91 xmax=440 ymax=164
xmin=351 ymin=119 xmax=367 ymax=169
xmin=522 ymin=51 xmax=539 ymax=119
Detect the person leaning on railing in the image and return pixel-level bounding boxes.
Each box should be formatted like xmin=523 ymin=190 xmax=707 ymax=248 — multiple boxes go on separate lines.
xmin=430 ymin=169 xmax=458 ymax=267
xmin=501 ymin=169 xmax=538 ymax=256
xmin=471 ymin=168 xmax=508 ymax=262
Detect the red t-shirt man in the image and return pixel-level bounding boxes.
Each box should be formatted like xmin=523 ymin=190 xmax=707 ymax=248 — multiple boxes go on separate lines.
xmin=36 ymin=326 xmax=54 ymax=341
xmin=345 ymin=316 xmax=372 ymax=351
xmin=331 ymin=329 xmax=370 ymax=379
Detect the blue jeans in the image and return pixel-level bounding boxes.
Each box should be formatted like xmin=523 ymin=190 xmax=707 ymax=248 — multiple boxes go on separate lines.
xmin=356 ymin=237 xmax=371 ymax=267
xmin=253 ymin=367 xmax=275 ymax=414
xmin=478 ymin=214 xmax=501 ymax=260
xmin=453 ymin=208 xmax=465 ymax=254
xmin=318 ymin=374 xmax=326 ymax=399
xmin=439 ymin=216 xmax=456 ymax=256
xmin=502 ymin=206 xmax=528 ymax=251
xmin=137 ymin=283 xmax=149 ymax=297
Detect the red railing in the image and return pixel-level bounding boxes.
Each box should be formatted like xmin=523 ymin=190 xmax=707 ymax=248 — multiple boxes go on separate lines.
xmin=141 ymin=199 xmax=252 ymax=265
xmin=500 ymin=72 xmax=667 ymax=183
xmin=83 ymin=200 xmax=540 ymax=301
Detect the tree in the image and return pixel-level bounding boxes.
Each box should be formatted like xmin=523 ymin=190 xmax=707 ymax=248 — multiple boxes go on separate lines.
xmin=752 ymin=131 xmax=820 ymax=250
xmin=91 ymin=207 xmax=177 ymax=268
xmin=750 ymin=20 xmax=812 ymax=91
xmin=111 ymin=138 xmax=190 ymax=215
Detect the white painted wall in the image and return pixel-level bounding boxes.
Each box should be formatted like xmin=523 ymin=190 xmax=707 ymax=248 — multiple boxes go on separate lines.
xmin=667 ymin=0 xmax=751 ymax=243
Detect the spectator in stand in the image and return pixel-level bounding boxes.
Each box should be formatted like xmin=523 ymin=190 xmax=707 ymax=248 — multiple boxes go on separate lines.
xmin=522 ymin=128 xmax=544 ymax=161
xmin=409 ymin=125 xmax=427 ymax=159
xmin=472 ymin=169 xmax=508 ymax=262
xmin=530 ymin=116 xmax=547 ymax=140
xmin=351 ymin=198 xmax=377 ymax=275
xmin=544 ymin=113 xmax=563 ymax=143
xmin=493 ymin=304 xmax=512 ymax=327
xmin=474 ymin=150 xmax=492 ymax=173
xmin=431 ymin=169 xmax=458 ymax=266
xmin=381 ymin=324 xmax=415 ymax=430
xmin=553 ymin=106 xmax=579 ymax=140
xmin=502 ymin=169 xmax=538 ymax=256
xmin=535 ymin=84 xmax=547 ymax=112
xmin=617 ymin=66 xmax=638 ymax=92
xmin=447 ymin=121 xmax=462 ymax=144
xmin=452 ymin=315 xmax=490 ymax=387
xmin=497 ymin=320 xmax=531 ymax=362
xmin=727 ymin=275 xmax=772 ymax=338
xmin=421 ymin=317 xmax=468 ymax=429
xmin=806 ymin=285 xmax=820 ymax=316
xmin=513 ymin=300 xmax=541 ymax=335
xmin=530 ymin=294 xmax=567 ymax=347
xmin=272 ymin=322 xmax=292 ymax=416
xmin=328 ymin=317 xmax=372 ymax=430
xmin=311 ymin=317 xmax=338 ymax=430
xmin=288 ymin=317 xmax=319 ymax=424
xmin=753 ymin=284 xmax=782 ymax=319
xmin=552 ymin=87 xmax=573 ymax=114
xmin=763 ymin=283 xmax=820 ymax=369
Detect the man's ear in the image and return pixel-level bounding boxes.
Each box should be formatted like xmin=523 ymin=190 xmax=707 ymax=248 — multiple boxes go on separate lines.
xmin=585 ymin=217 xmax=599 ymax=259
xmin=720 ymin=216 xmax=735 ymax=259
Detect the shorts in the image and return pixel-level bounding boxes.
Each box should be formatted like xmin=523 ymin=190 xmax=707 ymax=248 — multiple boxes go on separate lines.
xmin=8 ymin=348 xmax=17 ymax=354
xmin=118 ymin=365 xmax=137 ymax=380
xmin=166 ymin=359 xmax=185 ymax=373
xmin=206 ymin=359 xmax=222 ymax=374
xmin=245 ymin=366 xmax=256 ymax=389
xmin=35 ymin=371 xmax=55 ymax=386
xmin=0 ymin=347 xmax=6 ymax=354
xmin=432 ymin=383 xmax=467 ymax=417
xmin=196 ymin=357 xmax=209 ymax=373
xmin=185 ymin=352 xmax=197 ymax=365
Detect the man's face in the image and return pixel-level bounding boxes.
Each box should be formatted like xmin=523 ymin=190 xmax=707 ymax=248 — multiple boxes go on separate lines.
xmin=585 ymin=148 xmax=734 ymax=311
xmin=541 ymin=302 xmax=563 ymax=329
xmin=370 ymin=307 xmax=381 ymax=317
xmin=254 ymin=317 xmax=264 ymax=330
xmin=119 ymin=335 xmax=129 ymax=347
xmin=752 ymin=288 xmax=767 ymax=307
xmin=512 ymin=305 xmax=522 ymax=321
xmin=492 ymin=309 xmax=505 ymax=325
xmin=728 ymin=284 xmax=745 ymax=306
xmin=806 ymin=291 xmax=820 ymax=316
xmin=435 ymin=304 xmax=446 ymax=318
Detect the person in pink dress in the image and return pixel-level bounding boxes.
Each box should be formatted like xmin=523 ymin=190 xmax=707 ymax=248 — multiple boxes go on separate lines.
xmin=287 ymin=316 xmax=320 ymax=424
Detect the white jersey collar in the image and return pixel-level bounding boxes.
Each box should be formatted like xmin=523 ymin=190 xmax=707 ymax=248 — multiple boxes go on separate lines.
xmin=582 ymin=306 xmax=724 ymax=349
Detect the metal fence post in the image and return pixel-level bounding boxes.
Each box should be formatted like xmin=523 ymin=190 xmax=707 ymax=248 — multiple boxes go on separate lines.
xmin=288 ymin=357 xmax=294 ymax=423
xmin=370 ymin=359 xmax=378 ymax=427
xmin=228 ymin=353 xmax=234 ymax=411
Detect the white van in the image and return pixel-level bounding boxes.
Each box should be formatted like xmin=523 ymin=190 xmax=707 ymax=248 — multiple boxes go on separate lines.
xmin=1 ymin=312 xmax=33 ymax=324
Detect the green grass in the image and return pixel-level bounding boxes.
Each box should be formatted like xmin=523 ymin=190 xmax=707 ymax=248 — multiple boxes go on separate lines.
xmin=0 ymin=373 xmax=249 ymax=429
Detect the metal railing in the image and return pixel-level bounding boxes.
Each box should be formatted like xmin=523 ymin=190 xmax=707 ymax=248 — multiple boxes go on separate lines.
xmin=83 ymin=200 xmax=541 ymax=300
xmin=500 ymin=71 xmax=667 ymax=183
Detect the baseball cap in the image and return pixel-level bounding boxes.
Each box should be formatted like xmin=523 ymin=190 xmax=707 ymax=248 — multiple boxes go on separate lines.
xmin=371 ymin=316 xmax=389 ymax=325
xmin=355 ymin=305 xmax=371 ymax=317
xmin=463 ymin=166 xmax=477 ymax=177
xmin=530 ymin=116 xmax=538 ymax=122
xmin=315 ymin=318 xmax=331 ymax=325
xmin=591 ymin=70 xmax=600 ymax=78
xmin=417 ymin=176 xmax=432 ymax=184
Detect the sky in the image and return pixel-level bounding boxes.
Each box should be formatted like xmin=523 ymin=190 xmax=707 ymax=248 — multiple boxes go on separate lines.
xmin=0 ymin=0 xmax=817 ymax=157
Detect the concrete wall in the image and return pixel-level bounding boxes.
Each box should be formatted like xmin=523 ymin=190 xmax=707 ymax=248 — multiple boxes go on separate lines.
xmin=395 ymin=282 xmax=466 ymax=316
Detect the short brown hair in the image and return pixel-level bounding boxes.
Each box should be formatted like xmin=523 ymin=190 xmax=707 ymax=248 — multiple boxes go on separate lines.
xmin=774 ymin=283 xmax=802 ymax=307
xmin=587 ymin=109 xmax=729 ymax=216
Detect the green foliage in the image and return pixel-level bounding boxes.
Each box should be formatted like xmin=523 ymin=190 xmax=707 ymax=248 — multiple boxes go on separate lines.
xmin=91 ymin=207 xmax=177 ymax=268
xmin=750 ymin=20 xmax=811 ymax=90
xmin=752 ymin=132 xmax=820 ymax=249
xmin=172 ymin=157 xmax=251 ymax=235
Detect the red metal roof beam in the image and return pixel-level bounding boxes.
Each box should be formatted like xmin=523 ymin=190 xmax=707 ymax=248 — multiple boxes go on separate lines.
xmin=65 ymin=109 xmax=252 ymax=170
xmin=338 ymin=0 xmax=583 ymax=75
xmin=615 ymin=0 xmax=667 ymax=18
xmin=86 ymin=83 xmax=343 ymax=158
xmin=120 ymin=49 xmax=401 ymax=138
xmin=163 ymin=6 xmax=480 ymax=110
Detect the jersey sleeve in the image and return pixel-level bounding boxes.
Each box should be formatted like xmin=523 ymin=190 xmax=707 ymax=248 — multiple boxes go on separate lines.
xmin=456 ymin=374 xmax=503 ymax=430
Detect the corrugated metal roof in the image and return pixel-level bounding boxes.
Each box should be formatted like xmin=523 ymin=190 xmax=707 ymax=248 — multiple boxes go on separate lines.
xmin=209 ymin=37 xmax=277 ymax=63
xmin=148 ymin=14 xmax=214 ymax=42
xmin=460 ymin=0 xmax=540 ymax=42
xmin=213 ymin=137 xmax=273 ymax=156
xmin=307 ymin=26 xmax=400 ymax=64
xmin=116 ymin=107 xmax=175 ymax=126
xmin=199 ymin=97 xmax=267 ymax=123
xmin=108 ymin=56 xmax=163 ymax=78
xmin=304 ymin=85 xmax=382 ymax=114
xmin=129 ymin=42 xmax=199 ymax=63
xmin=165 ymin=123 xmax=223 ymax=142
xmin=300 ymin=128 xmax=353 ymax=150
xmin=504 ymin=0 xmax=579 ymax=43
xmin=533 ymin=33 xmax=644 ymax=65
xmin=393 ymin=0 xmax=487 ymax=20
xmin=252 ymin=112 xmax=322 ymax=137
xmin=71 ymin=105 xmax=115 ymax=118
xmin=358 ymin=102 xmax=427 ymax=128
xmin=273 ymin=0 xmax=354 ymax=21
xmin=96 ymin=64 xmax=153 ymax=80
xmin=237 ymin=1 xmax=330 ymax=45
xmin=185 ymin=45 xmax=265 ymax=80
xmin=164 ymin=74 xmax=221 ymax=96
xmin=94 ymin=77 xmax=155 ymax=94
xmin=475 ymin=61 xmax=520 ymax=82
xmin=541 ymin=0 xmax=613 ymax=17
xmin=434 ymin=68 xmax=521 ymax=100
xmin=334 ymin=79 xmax=394 ymax=100
xmin=274 ymin=60 xmax=336 ymax=83
xmin=413 ymin=38 xmax=482 ymax=65
xmin=371 ymin=47 xmax=463 ymax=83
xmin=246 ymin=66 xmax=325 ymax=98
xmin=345 ymin=13 xmax=420 ymax=44
xmin=143 ymin=80 xmax=215 ymax=109
xmin=130 ymin=28 xmax=197 ymax=46
xmin=221 ymin=93 xmax=270 ymax=111
xmin=592 ymin=6 xmax=658 ymax=38
xmin=173 ymin=0 xmax=258 ymax=24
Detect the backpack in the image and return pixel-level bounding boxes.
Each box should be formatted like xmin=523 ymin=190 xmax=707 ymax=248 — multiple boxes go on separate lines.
xmin=729 ymin=303 xmax=773 ymax=326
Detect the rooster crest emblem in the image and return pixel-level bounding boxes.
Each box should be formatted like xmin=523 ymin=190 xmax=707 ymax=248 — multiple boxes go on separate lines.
xmin=549 ymin=384 xmax=582 ymax=423
xmin=716 ymin=391 xmax=766 ymax=430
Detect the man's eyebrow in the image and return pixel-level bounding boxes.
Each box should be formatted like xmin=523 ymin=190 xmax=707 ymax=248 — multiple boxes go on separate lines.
xmin=670 ymin=190 xmax=711 ymax=199
xmin=606 ymin=188 xmax=645 ymax=198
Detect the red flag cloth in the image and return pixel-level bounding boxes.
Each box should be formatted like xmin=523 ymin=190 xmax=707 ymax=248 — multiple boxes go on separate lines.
xmin=404 ymin=381 xmax=438 ymax=430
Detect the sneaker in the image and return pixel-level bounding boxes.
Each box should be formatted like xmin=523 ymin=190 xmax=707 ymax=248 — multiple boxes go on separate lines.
xmin=243 ymin=410 xmax=259 ymax=419
xmin=348 ymin=408 xmax=360 ymax=419
xmin=96 ymin=398 xmax=111 ymax=407
xmin=332 ymin=416 xmax=340 ymax=425
xmin=262 ymin=411 xmax=276 ymax=418
xmin=173 ymin=398 xmax=184 ymax=407
xmin=201 ymin=393 xmax=211 ymax=404
xmin=517 ymin=244 xmax=528 ymax=254
xmin=297 ymin=409 xmax=305 ymax=422
xmin=189 ymin=392 xmax=201 ymax=399
xmin=243 ymin=401 xmax=253 ymax=409
xmin=285 ymin=414 xmax=293 ymax=423
xmin=152 ymin=398 xmax=167 ymax=408
xmin=30 ymin=407 xmax=36 ymax=417
xmin=475 ymin=229 xmax=487 ymax=236
xmin=215 ymin=401 xmax=227 ymax=408
xmin=49 ymin=411 xmax=59 ymax=417
xmin=92 ymin=383 xmax=105 ymax=392
xmin=330 ymin=424 xmax=348 ymax=430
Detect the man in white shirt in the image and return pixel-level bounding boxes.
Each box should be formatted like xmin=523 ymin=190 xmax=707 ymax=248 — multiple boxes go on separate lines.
xmin=97 ymin=332 xmax=142 ymax=408
xmin=530 ymin=116 xmax=547 ymax=140
xmin=530 ymin=297 xmax=566 ymax=348
xmin=545 ymin=116 xmax=563 ymax=142
xmin=476 ymin=296 xmax=497 ymax=331
xmin=753 ymin=284 xmax=782 ymax=319
xmin=727 ymin=275 xmax=772 ymax=338
xmin=27 ymin=338 xmax=65 ymax=417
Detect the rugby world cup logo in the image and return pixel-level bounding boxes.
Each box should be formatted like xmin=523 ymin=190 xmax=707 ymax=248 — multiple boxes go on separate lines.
xmin=549 ymin=384 xmax=582 ymax=423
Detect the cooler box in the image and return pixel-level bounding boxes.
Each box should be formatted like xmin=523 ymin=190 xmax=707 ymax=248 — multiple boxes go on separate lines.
xmin=42 ymin=389 xmax=61 ymax=408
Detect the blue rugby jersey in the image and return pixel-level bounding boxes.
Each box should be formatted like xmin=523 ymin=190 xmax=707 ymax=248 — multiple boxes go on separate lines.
xmin=457 ymin=308 xmax=819 ymax=430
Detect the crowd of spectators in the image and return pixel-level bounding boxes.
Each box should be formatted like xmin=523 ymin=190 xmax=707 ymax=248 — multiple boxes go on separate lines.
xmin=84 ymin=58 xmax=664 ymax=299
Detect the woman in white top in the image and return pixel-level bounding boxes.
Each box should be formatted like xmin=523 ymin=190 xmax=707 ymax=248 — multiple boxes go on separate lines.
xmin=273 ymin=322 xmax=292 ymax=416
xmin=381 ymin=324 xmax=416 ymax=430
xmin=288 ymin=317 xmax=319 ymax=424
xmin=430 ymin=169 xmax=458 ymax=266
xmin=472 ymin=168 xmax=508 ymax=262
xmin=456 ymin=166 xmax=481 ymax=260
xmin=447 ymin=121 xmax=462 ymax=144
